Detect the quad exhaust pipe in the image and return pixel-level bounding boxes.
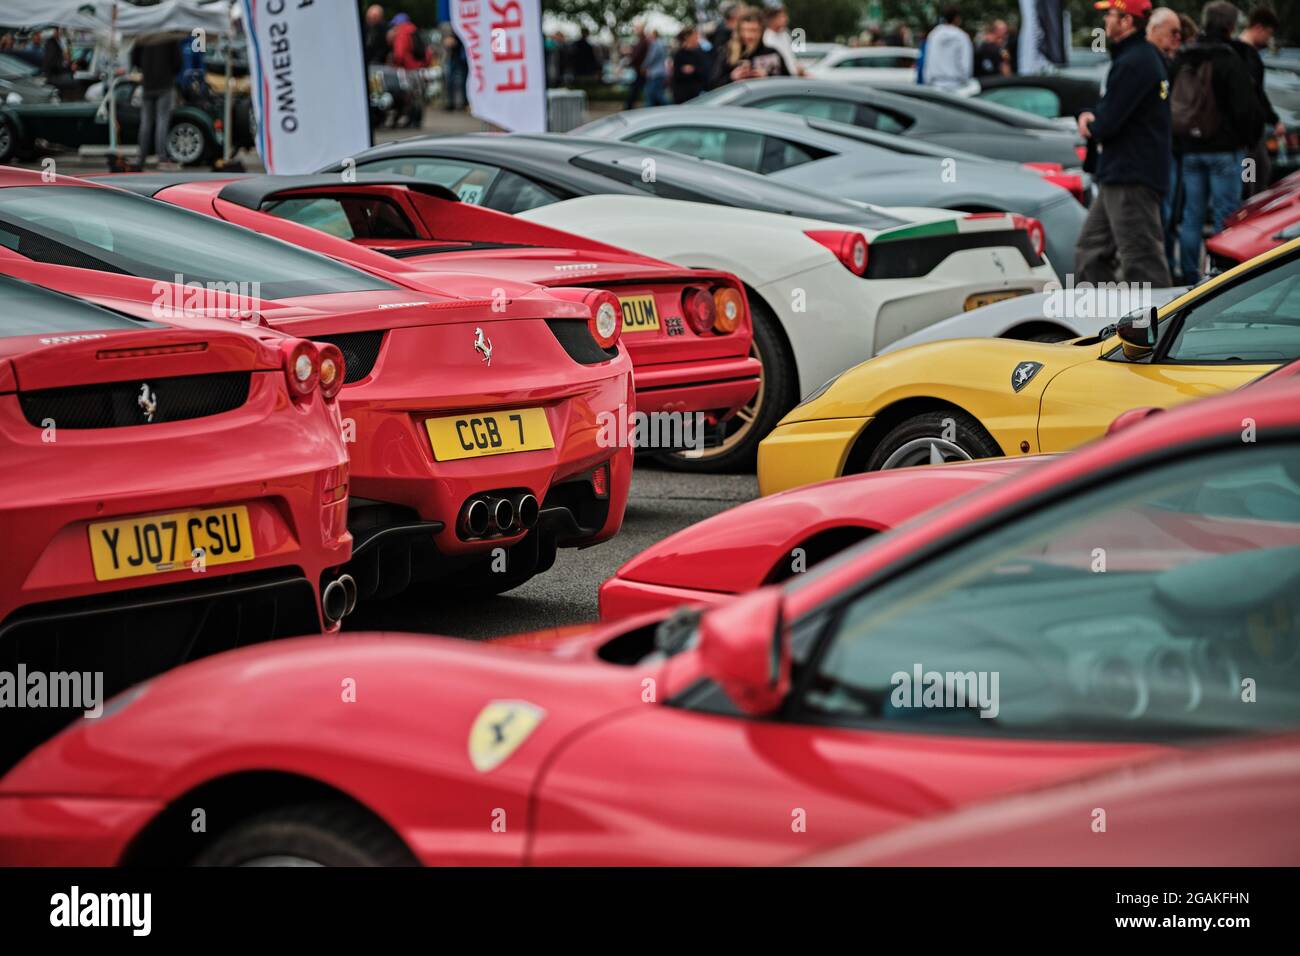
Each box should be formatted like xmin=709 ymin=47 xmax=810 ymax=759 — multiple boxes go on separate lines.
xmin=458 ymin=491 xmax=539 ymax=539
xmin=322 ymin=573 xmax=357 ymax=624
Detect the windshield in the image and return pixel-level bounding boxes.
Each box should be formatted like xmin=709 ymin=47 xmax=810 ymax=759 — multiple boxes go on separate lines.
xmin=0 ymin=186 xmax=397 ymax=300
xmin=1164 ymin=252 xmax=1300 ymax=363
xmin=0 ymin=274 xmax=157 ymax=338
xmin=793 ymin=443 xmax=1300 ymax=742
xmin=571 ymin=148 xmax=905 ymax=230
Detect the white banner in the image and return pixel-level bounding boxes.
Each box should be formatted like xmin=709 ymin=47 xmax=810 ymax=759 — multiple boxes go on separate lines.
xmin=239 ymin=0 xmax=370 ymax=173
xmin=451 ymin=0 xmax=547 ymax=133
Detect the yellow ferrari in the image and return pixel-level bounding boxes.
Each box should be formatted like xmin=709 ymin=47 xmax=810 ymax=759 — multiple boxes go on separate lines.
xmin=758 ymin=237 xmax=1300 ymax=495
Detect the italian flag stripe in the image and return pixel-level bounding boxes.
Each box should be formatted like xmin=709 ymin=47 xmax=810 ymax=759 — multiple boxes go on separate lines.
xmin=875 ymin=214 xmax=1015 ymax=244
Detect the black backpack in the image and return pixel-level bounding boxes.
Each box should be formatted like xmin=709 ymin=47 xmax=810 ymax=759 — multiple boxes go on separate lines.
xmin=410 ymin=29 xmax=428 ymax=63
xmin=1171 ymin=53 xmax=1222 ymax=141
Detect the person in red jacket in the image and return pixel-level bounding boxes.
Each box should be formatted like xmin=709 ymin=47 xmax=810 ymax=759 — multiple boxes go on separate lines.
xmin=389 ymin=13 xmax=431 ymax=70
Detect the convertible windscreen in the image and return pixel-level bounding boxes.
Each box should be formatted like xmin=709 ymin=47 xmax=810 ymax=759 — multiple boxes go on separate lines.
xmin=0 ymin=186 xmax=398 ymax=300
xmin=0 ymin=273 xmax=158 ymax=338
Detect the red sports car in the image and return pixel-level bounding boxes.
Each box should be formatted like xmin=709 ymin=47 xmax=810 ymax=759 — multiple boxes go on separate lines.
xmin=0 ymin=167 xmax=633 ymax=601
xmin=97 ymin=172 xmax=760 ymax=469
xmin=0 ymin=274 xmax=350 ymax=772
xmin=601 ymin=456 xmax=1044 ymax=621
xmin=603 ymin=360 xmax=1300 ymax=622
xmin=1207 ymin=170 xmax=1300 ymax=270
xmin=804 ymin=735 xmax=1300 ymax=866
xmin=4 ymin=377 xmax=1297 ymax=866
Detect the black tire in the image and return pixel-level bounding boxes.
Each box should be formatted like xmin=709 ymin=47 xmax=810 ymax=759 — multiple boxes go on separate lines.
xmin=0 ymin=117 xmax=17 ymax=164
xmin=658 ymin=295 xmax=796 ymax=474
xmin=166 ymin=119 xmax=213 ymax=166
xmin=194 ymin=801 xmax=416 ymax=867
xmin=863 ymin=410 xmax=1003 ymax=472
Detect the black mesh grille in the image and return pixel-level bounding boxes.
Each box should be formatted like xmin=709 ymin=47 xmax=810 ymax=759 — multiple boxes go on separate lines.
xmin=18 ymin=372 xmax=250 ymax=429
xmin=546 ymin=320 xmax=618 ymax=365
xmin=867 ymin=229 xmax=1044 ymax=279
xmin=311 ymin=331 xmax=386 ymax=383
xmin=0 ymin=218 xmax=129 ymax=273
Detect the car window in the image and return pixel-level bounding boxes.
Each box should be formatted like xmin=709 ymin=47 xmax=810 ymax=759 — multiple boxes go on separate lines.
xmin=356 ymin=156 xmax=562 ymax=213
xmin=798 ymin=443 xmax=1300 ymax=742
xmin=1163 ymin=252 xmax=1300 ymax=363
xmin=629 ymin=126 xmax=766 ymax=173
xmin=0 ymin=274 xmax=157 ymax=338
xmin=628 ymin=126 xmax=826 ymax=175
xmin=979 ymin=87 xmax=1062 ymax=119
xmin=261 ymin=196 xmax=419 ymax=240
xmin=0 ymin=186 xmax=395 ymax=299
xmin=758 ymin=95 xmax=858 ymax=125
xmin=835 ymin=55 xmax=913 ymax=69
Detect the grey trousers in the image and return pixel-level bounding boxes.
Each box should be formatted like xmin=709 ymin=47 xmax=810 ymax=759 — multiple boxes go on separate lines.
xmin=1075 ymin=182 xmax=1173 ymax=287
xmin=138 ymin=89 xmax=173 ymax=163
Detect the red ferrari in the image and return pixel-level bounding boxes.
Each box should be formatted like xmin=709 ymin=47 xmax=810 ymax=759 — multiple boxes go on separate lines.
xmin=3 ymin=377 xmax=1297 ymax=866
xmin=1206 ymin=170 xmax=1300 ymax=270
xmin=0 ymin=274 xmax=350 ymax=771
xmin=96 ymin=172 xmax=760 ymax=470
xmin=601 ymin=456 xmax=1044 ymax=621
xmin=0 ymin=167 xmax=633 ymax=601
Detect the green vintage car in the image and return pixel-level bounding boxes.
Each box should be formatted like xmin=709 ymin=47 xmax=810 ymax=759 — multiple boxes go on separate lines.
xmin=0 ymin=78 xmax=254 ymax=166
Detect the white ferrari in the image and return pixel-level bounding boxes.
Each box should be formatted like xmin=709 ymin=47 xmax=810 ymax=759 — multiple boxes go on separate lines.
xmin=880 ymin=284 xmax=1190 ymax=354
xmin=518 ymin=194 xmax=1056 ymax=468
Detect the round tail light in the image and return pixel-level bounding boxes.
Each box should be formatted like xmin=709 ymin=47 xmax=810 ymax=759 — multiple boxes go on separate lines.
xmin=281 ymin=339 xmax=319 ymax=400
xmin=682 ymin=287 xmax=717 ymax=335
xmin=587 ymin=291 xmax=622 ymax=349
xmin=1012 ymin=214 xmax=1047 ymax=258
xmin=712 ymin=287 xmax=745 ymax=334
xmin=317 ymin=342 xmax=346 ymax=400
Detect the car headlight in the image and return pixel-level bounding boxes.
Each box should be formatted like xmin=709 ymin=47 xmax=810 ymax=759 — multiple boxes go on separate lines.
xmin=5 ymin=92 xmax=21 ymax=105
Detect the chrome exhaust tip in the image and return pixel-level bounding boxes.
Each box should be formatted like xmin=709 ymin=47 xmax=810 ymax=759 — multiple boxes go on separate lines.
xmin=514 ymin=493 xmax=539 ymax=530
xmin=491 ymin=495 xmax=516 ymax=533
xmin=338 ymin=573 xmax=358 ymax=617
xmin=460 ymin=498 xmax=490 ymax=538
xmin=322 ymin=578 xmax=348 ymax=624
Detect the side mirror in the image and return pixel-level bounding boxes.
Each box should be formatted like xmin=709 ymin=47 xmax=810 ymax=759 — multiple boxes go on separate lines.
xmin=1106 ymin=405 xmax=1163 ymax=436
xmin=698 ymin=586 xmax=791 ymax=717
xmin=1115 ymin=305 xmax=1158 ymax=360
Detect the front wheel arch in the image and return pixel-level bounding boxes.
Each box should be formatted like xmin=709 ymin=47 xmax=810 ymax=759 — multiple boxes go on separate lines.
xmin=843 ymin=398 xmax=1004 ymax=475
xmin=120 ymin=770 xmax=415 ymax=866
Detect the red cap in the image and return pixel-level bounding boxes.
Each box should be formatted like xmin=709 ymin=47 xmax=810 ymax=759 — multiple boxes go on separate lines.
xmin=1094 ymin=0 xmax=1153 ymax=15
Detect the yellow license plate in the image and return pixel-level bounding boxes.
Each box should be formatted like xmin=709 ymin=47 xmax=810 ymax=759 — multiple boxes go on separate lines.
xmin=964 ymin=289 xmax=1031 ymax=312
xmin=619 ymin=294 xmax=660 ymax=332
xmin=425 ymin=407 xmax=555 ymax=461
xmin=88 ymin=505 xmax=255 ymax=581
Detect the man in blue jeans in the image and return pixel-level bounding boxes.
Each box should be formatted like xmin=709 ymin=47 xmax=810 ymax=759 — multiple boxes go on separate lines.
xmin=1168 ymin=2 xmax=1263 ymax=282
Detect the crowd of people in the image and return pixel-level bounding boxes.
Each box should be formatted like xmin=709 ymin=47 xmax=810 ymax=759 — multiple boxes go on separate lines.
xmin=1077 ymin=0 xmax=1283 ymax=286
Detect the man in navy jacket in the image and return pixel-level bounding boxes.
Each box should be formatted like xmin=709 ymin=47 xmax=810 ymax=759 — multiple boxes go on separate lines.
xmin=1076 ymin=0 xmax=1173 ymax=286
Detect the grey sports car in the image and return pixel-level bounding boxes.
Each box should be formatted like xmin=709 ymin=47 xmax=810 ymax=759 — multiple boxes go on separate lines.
xmin=692 ymin=77 xmax=1086 ymax=170
xmin=575 ymin=105 xmax=1087 ymax=274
